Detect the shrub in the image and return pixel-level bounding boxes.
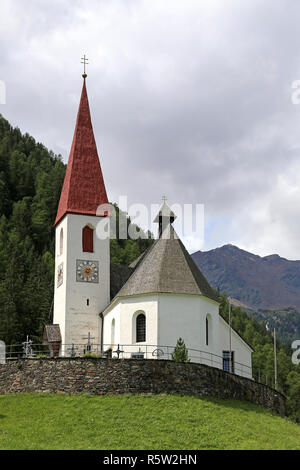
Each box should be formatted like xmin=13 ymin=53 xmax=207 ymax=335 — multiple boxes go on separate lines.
xmin=172 ymin=338 xmax=190 ymax=363
xmin=82 ymin=352 xmax=102 ymax=359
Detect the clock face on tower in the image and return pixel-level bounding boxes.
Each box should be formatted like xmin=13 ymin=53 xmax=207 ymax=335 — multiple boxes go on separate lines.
xmin=76 ymin=260 xmax=99 ymax=283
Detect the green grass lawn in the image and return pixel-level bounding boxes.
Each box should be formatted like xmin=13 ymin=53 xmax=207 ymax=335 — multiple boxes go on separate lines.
xmin=0 ymin=393 xmax=299 ymax=450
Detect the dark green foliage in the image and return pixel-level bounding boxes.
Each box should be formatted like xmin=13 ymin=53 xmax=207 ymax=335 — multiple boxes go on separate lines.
xmin=110 ymin=204 xmax=153 ymax=265
xmin=82 ymin=352 xmax=102 ymax=359
xmin=286 ymin=369 xmax=300 ymax=423
xmin=0 ymin=114 xmax=65 ymax=344
xmin=172 ymin=338 xmax=190 ymax=363
xmin=218 ymin=290 xmax=300 ymax=420
xmin=251 ymin=307 xmax=300 ymax=344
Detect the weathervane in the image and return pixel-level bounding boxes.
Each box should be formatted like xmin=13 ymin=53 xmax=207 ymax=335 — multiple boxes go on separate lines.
xmin=81 ymin=54 xmax=89 ymax=78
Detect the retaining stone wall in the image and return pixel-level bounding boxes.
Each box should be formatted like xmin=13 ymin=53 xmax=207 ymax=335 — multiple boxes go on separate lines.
xmin=0 ymin=358 xmax=286 ymax=416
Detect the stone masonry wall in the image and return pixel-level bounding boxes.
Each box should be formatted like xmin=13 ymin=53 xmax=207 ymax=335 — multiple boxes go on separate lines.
xmin=0 ymin=358 xmax=286 ymax=416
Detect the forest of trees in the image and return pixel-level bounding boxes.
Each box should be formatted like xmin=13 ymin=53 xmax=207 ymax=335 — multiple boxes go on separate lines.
xmin=0 ymin=115 xmax=65 ymax=344
xmin=218 ymin=292 xmax=300 ymax=421
xmin=0 ymin=113 xmax=299 ymax=421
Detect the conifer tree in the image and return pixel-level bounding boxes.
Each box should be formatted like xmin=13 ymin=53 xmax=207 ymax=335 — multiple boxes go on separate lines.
xmin=172 ymin=338 xmax=190 ymax=363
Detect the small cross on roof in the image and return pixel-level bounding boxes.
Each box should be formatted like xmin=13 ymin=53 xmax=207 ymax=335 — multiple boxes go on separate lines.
xmin=81 ymin=54 xmax=89 ymax=78
xmin=153 ymin=198 xmax=176 ymax=223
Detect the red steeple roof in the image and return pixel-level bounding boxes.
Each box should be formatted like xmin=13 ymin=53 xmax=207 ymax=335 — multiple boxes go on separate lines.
xmin=54 ymin=78 xmax=108 ymax=226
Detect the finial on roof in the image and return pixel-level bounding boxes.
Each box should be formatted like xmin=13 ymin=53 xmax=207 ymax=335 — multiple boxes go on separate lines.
xmin=81 ymin=54 xmax=89 ymax=79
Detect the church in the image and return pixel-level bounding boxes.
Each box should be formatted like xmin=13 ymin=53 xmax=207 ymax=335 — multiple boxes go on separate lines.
xmin=52 ymin=72 xmax=253 ymax=379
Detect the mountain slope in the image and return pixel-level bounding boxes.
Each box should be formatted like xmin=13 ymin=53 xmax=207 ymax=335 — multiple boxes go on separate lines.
xmin=192 ymin=244 xmax=300 ymax=311
xmin=192 ymin=245 xmax=300 ymax=343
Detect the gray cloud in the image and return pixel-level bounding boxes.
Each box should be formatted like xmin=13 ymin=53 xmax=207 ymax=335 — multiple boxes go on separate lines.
xmin=1 ymin=0 xmax=300 ymax=258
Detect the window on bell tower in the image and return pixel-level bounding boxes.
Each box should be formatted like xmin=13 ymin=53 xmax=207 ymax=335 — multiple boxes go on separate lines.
xmin=82 ymin=225 xmax=94 ymax=252
xmin=60 ymin=228 xmax=63 ymax=255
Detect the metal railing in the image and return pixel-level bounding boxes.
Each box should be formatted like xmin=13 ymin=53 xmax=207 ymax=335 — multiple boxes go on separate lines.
xmin=3 ymin=341 xmax=253 ymax=379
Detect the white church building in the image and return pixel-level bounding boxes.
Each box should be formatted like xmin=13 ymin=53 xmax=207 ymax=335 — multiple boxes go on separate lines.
xmin=52 ymin=74 xmax=253 ymax=379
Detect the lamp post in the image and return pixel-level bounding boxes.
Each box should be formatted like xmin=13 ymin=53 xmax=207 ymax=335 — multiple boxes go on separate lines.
xmin=274 ymin=328 xmax=278 ymax=390
xmin=229 ymin=297 xmax=232 ymax=373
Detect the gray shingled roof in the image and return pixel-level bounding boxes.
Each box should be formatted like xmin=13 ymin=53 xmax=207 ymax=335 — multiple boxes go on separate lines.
xmin=115 ymin=225 xmax=218 ymax=302
xmin=129 ymin=250 xmax=149 ymax=269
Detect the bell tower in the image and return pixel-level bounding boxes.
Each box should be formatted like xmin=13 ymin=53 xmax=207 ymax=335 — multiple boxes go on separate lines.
xmin=53 ymin=67 xmax=110 ymax=352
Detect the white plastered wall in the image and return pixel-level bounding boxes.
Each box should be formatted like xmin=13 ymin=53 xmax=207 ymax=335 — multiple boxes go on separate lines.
xmin=103 ymin=295 xmax=159 ymax=358
xmin=53 ymin=213 xmax=110 ymax=351
xmin=157 ymin=293 xmax=220 ymax=365
xmin=102 ymin=292 xmax=252 ymax=378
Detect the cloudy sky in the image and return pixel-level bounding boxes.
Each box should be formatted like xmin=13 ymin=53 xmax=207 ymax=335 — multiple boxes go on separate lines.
xmin=1 ymin=0 xmax=300 ymax=258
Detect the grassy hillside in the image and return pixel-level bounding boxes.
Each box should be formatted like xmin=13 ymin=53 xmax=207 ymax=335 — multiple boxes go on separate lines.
xmin=0 ymin=393 xmax=299 ymax=450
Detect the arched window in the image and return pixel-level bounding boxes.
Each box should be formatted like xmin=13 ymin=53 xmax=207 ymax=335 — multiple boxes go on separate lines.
xmin=111 ymin=319 xmax=115 ymax=345
xmin=82 ymin=225 xmax=94 ymax=252
xmin=136 ymin=313 xmax=146 ymax=343
xmin=59 ymin=228 xmax=63 ymax=255
xmin=206 ymin=314 xmax=212 ymax=346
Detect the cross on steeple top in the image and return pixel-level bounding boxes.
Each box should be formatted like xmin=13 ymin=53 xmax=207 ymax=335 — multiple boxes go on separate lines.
xmin=81 ymin=54 xmax=89 ymax=78
xmin=162 ymin=195 xmax=167 ymax=203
